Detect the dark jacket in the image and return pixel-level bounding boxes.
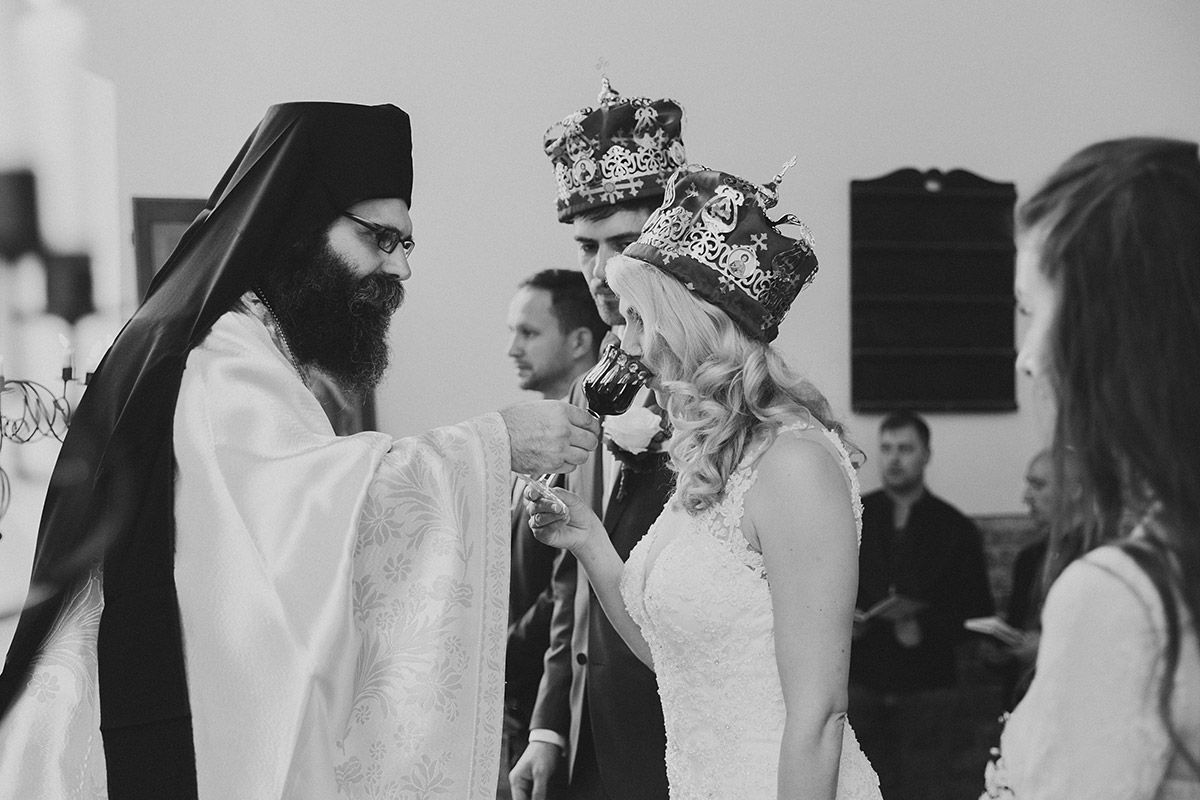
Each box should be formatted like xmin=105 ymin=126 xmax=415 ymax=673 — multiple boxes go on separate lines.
xmin=505 ymin=476 xmax=564 ymax=738
xmin=851 ymin=488 xmax=995 ymax=691
xmin=1000 ymin=535 xmax=1049 ymax=707
xmin=529 ymin=384 xmax=671 ymax=800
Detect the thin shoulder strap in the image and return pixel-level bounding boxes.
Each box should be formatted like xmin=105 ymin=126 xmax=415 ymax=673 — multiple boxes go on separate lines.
xmin=775 ymin=422 xmax=864 ymax=546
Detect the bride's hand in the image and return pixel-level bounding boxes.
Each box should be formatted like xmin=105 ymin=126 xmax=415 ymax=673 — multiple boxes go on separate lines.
xmin=524 ymin=483 xmax=602 ymax=552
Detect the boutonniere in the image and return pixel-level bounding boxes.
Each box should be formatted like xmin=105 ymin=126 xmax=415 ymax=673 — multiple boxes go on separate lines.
xmin=604 ymin=403 xmax=670 ymax=473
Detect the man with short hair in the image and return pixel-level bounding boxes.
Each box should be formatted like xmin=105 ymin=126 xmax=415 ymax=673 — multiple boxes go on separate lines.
xmin=510 ymin=80 xmax=686 ymax=800
xmin=0 ymin=102 xmax=598 ymax=800
xmin=849 ymin=410 xmax=994 ymax=800
xmin=990 ymin=447 xmax=1085 ymax=708
xmin=507 ymin=269 xmax=607 ymax=401
xmin=502 ymin=269 xmax=605 ymax=790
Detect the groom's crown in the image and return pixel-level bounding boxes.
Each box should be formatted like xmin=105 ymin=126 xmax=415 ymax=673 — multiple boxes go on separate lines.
xmin=543 ymin=78 xmax=687 ymax=222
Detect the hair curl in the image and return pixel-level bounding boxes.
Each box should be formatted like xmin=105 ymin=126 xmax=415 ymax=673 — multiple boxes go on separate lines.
xmin=607 ymin=256 xmax=855 ymax=514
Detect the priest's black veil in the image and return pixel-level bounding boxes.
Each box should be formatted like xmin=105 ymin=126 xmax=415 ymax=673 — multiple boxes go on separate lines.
xmin=0 ymin=102 xmax=413 ymax=795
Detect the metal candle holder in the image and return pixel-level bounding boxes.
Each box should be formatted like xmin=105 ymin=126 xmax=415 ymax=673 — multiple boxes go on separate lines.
xmin=1 ymin=166 xmax=92 ymax=530
xmin=0 ymin=372 xmax=82 ymax=528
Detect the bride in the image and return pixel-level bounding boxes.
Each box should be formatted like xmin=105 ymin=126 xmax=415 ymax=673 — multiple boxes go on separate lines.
xmin=526 ymin=164 xmax=881 ymax=799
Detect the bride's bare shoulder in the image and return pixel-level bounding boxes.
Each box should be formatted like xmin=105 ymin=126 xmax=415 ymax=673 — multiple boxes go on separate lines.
xmin=750 ymin=428 xmax=849 ymax=505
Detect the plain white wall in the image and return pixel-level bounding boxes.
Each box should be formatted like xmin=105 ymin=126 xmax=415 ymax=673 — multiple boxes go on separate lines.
xmin=75 ymin=0 xmax=1200 ymax=514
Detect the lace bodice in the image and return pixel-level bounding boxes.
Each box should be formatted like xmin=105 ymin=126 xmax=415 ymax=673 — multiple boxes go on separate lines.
xmin=620 ymin=422 xmax=880 ymax=799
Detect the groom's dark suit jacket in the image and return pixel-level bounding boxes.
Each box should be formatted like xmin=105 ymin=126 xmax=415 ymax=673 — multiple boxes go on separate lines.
xmin=505 ymin=474 xmax=564 ymax=749
xmin=529 ymin=382 xmax=672 ymax=800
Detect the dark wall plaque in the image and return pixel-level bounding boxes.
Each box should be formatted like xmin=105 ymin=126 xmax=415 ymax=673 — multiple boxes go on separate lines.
xmin=850 ymin=168 xmax=1017 ymax=412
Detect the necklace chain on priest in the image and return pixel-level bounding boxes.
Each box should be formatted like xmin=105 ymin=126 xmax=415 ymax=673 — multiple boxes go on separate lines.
xmin=252 ymin=289 xmax=307 ymax=384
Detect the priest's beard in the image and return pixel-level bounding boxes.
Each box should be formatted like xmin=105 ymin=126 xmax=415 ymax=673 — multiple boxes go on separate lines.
xmin=260 ymin=232 xmax=406 ymax=398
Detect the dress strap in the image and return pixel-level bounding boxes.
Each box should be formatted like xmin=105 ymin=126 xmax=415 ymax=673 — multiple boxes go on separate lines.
xmin=821 ymin=428 xmax=864 ymax=546
xmin=700 ymin=424 xmax=806 ymax=575
xmin=699 ymin=420 xmax=864 ymax=575
xmin=737 ymin=420 xmax=863 ymax=547
xmin=699 ymin=465 xmax=766 ymax=576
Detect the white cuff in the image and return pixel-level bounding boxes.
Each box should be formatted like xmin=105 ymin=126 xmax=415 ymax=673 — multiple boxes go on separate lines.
xmin=526 ymin=728 xmax=567 ymax=751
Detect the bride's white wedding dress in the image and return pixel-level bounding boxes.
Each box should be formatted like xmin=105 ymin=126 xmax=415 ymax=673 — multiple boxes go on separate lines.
xmin=621 ymin=422 xmax=882 ymax=799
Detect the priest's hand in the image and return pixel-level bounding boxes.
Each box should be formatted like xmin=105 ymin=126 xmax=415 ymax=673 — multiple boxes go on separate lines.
xmin=501 ymin=400 xmax=599 ymax=475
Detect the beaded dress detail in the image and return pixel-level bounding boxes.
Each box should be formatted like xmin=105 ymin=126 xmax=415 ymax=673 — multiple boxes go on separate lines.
xmin=620 ymin=422 xmax=881 ymax=799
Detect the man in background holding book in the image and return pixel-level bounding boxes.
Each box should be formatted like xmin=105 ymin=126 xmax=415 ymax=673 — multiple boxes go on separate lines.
xmin=973 ymin=447 xmax=1085 ymax=710
xmin=849 ymin=410 xmax=994 ymax=800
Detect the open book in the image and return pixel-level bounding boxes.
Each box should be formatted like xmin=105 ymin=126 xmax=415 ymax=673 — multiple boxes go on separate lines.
xmin=964 ymin=615 xmax=1025 ymax=648
xmin=853 ymin=593 xmax=928 ymax=624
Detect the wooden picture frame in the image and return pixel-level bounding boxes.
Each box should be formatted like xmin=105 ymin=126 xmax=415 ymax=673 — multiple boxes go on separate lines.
xmin=130 ymin=196 xmax=377 ymax=432
xmin=132 ymin=197 xmax=208 ymax=298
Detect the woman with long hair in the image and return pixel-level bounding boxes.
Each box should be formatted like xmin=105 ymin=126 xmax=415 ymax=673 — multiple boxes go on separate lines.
xmin=984 ymin=137 xmax=1200 ymax=798
xmin=526 ymin=165 xmax=881 ymax=799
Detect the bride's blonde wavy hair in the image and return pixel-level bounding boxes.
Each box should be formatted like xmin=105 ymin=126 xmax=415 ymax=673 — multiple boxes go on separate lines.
xmin=607 ymin=255 xmax=856 ymax=514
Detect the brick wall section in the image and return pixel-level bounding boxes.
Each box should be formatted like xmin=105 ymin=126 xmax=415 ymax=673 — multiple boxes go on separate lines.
xmin=974 ymin=514 xmax=1039 ymax=614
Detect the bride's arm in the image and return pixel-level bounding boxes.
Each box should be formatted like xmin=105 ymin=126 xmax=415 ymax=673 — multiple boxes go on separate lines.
xmin=747 ymin=436 xmax=859 ymax=800
xmin=525 ymin=486 xmax=655 ymax=668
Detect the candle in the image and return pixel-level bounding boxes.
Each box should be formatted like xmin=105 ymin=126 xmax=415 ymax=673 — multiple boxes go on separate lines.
xmin=72 ymin=308 xmax=119 ymax=382
xmin=11 ymin=251 xmax=46 ymax=313
xmin=13 ymin=311 xmax=66 ymax=387
xmin=58 ymin=332 xmax=73 ymax=381
xmin=16 ymin=0 xmax=89 ymax=253
xmin=0 ymin=0 xmax=30 ymax=170
xmin=82 ymin=339 xmax=106 ymax=383
xmin=84 ymin=72 xmax=120 ymax=312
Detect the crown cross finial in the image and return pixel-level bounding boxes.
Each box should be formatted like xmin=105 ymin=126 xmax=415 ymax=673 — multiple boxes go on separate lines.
xmin=770 ymin=157 xmax=797 ymax=187
xmin=597 ymin=75 xmax=620 ymax=106
xmin=758 ymin=156 xmax=798 ymax=209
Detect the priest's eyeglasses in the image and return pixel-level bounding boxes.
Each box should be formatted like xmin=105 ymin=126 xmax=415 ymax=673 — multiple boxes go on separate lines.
xmin=341 ymin=211 xmax=415 ymax=256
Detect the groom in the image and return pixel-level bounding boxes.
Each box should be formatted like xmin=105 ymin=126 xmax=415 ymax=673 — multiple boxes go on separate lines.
xmin=509 ymin=79 xmax=686 ymax=800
